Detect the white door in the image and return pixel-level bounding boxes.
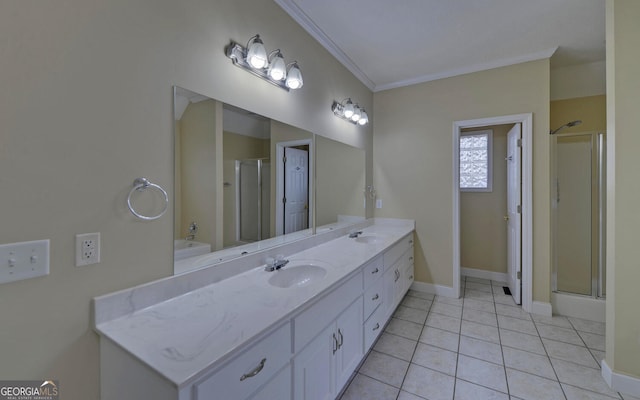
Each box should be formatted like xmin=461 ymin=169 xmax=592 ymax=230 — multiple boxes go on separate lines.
xmin=507 ymin=123 xmax=522 ymax=304
xmin=283 ymin=147 xmax=309 ymax=234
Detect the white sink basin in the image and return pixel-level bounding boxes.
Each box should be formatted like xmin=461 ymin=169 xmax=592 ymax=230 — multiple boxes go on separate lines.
xmin=354 ymin=234 xmax=388 ymax=244
xmin=268 ymin=263 xmax=328 ymax=289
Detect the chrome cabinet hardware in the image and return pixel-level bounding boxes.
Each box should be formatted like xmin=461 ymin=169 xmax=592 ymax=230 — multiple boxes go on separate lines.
xmin=337 ymin=329 xmax=343 ymax=348
xmin=332 ymin=333 xmax=338 ymax=354
xmin=371 ymin=268 xmax=379 ymax=274
xmin=372 ymin=323 xmax=380 ymax=331
xmin=371 ymin=294 xmax=379 ymax=301
xmin=239 ymin=358 xmax=267 ymax=381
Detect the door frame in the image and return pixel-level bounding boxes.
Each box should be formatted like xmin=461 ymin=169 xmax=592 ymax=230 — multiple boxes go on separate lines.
xmin=452 ymin=113 xmax=533 ymax=313
xmin=275 ymin=139 xmax=314 ymax=236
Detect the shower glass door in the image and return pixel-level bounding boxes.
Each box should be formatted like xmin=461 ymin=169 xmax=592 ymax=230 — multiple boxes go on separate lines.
xmin=553 ymin=132 xmax=605 ymax=298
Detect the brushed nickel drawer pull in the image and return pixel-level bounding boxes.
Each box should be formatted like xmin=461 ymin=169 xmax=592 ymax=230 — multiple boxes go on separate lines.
xmin=338 ymin=329 xmax=344 ymax=348
xmin=372 ymin=293 xmax=379 ymax=301
xmin=332 ymin=333 xmax=338 ymax=354
xmin=240 ymin=358 xmax=266 ymax=381
xmin=373 ymin=323 xmax=380 ymax=331
xmin=371 ymin=268 xmax=379 ymax=274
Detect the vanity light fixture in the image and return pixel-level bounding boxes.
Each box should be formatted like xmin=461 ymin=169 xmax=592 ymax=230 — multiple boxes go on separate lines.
xmin=332 ymin=98 xmax=369 ymax=126
xmin=226 ymin=34 xmax=303 ymax=91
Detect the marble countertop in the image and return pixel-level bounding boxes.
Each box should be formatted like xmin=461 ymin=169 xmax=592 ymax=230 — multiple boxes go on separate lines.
xmin=94 ymin=219 xmax=414 ymax=388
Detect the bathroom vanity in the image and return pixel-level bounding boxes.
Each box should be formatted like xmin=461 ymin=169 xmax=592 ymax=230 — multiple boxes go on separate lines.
xmin=94 ymin=218 xmax=414 ymax=400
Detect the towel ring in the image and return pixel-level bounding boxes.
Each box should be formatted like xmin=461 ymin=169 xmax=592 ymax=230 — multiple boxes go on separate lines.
xmin=127 ymin=178 xmax=168 ymax=221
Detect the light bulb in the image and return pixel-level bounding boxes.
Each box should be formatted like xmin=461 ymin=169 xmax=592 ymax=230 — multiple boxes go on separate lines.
xmin=351 ymin=106 xmax=361 ymax=122
xmin=358 ymin=110 xmax=368 ymax=125
xmin=246 ymin=35 xmax=267 ymax=69
xmin=268 ymin=51 xmax=286 ymax=81
xmin=343 ymin=100 xmax=354 ymax=119
xmin=285 ymin=62 xmax=303 ymax=89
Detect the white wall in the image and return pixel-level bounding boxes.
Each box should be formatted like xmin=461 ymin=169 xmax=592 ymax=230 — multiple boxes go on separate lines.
xmin=0 ymin=1 xmax=372 ymax=399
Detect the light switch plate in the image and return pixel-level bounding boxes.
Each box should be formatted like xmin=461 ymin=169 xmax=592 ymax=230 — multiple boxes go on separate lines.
xmin=0 ymin=240 xmax=50 ymax=284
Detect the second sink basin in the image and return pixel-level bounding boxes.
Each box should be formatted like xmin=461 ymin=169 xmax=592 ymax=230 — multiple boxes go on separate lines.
xmin=354 ymin=234 xmax=388 ymax=244
xmin=268 ymin=262 xmax=329 ymax=289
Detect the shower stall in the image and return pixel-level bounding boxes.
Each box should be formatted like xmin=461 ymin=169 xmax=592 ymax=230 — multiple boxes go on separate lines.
xmin=552 ymin=129 xmax=606 ymax=304
xmin=236 ymin=158 xmax=271 ymax=243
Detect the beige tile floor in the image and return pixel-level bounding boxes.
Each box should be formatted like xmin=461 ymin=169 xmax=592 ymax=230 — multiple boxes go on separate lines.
xmin=339 ymin=276 xmax=640 ymax=400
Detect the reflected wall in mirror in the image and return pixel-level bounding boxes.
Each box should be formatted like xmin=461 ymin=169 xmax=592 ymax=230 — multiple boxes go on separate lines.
xmin=315 ymin=135 xmax=366 ymax=231
xmin=173 ymin=86 xmax=313 ymax=271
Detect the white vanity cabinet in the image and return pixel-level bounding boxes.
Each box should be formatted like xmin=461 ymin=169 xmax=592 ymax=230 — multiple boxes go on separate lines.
xmin=96 ymin=222 xmax=417 ymax=400
xmin=383 ymin=233 xmax=415 ymax=319
xmin=293 ymin=273 xmax=364 ymax=400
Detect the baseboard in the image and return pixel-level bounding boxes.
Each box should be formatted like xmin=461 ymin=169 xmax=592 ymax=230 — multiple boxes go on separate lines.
xmin=461 ymin=267 xmax=508 ymax=283
xmin=602 ymin=360 xmax=640 ymax=396
xmin=552 ymin=292 xmax=606 ymax=322
xmin=531 ymin=301 xmax=552 ymax=317
xmin=411 ymin=281 xmax=457 ymax=298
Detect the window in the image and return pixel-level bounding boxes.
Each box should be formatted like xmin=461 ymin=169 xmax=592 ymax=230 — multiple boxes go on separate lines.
xmin=460 ymin=129 xmax=493 ymax=192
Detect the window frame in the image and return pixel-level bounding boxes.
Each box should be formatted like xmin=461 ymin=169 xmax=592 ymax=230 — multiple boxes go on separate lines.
xmin=459 ymin=129 xmax=493 ymax=192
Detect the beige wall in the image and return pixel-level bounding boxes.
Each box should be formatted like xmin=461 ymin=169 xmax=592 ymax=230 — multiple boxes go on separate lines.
xmin=0 ymin=1 xmax=372 ymax=399
xmin=178 ymin=100 xmax=219 ymax=247
xmin=373 ymin=60 xmax=550 ymax=298
xmin=551 ymin=95 xmax=607 ymax=133
xmin=460 ymin=125 xmax=511 ymax=274
xmin=316 ymin=136 xmax=366 ymax=226
xmin=606 ymin=0 xmax=640 ymax=381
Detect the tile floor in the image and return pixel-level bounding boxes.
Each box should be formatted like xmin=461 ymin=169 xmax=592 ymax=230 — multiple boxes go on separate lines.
xmin=339 ymin=276 xmax=639 ymax=400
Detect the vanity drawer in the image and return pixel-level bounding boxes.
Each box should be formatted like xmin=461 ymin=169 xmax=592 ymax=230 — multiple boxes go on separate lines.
xmin=364 ymin=303 xmax=386 ymax=350
xmin=362 ymin=256 xmax=383 ymax=289
xmin=364 ymin=278 xmax=384 ymax=319
xmin=193 ymin=322 xmax=291 ymax=400
xmin=294 ymin=272 xmax=362 ymax=352
xmin=383 ymin=233 xmax=413 ymax=271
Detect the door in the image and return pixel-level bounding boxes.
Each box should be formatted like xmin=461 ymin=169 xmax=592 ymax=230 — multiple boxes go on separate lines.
xmin=283 ymin=147 xmax=309 ymax=234
xmin=507 ymin=123 xmax=522 ymax=304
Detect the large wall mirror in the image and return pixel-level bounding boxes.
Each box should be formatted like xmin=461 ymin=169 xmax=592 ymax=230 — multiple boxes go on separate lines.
xmin=173 ymin=86 xmax=364 ymax=274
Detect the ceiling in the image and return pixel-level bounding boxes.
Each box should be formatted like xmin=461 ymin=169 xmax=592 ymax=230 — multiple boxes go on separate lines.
xmin=275 ymin=0 xmax=606 ymax=92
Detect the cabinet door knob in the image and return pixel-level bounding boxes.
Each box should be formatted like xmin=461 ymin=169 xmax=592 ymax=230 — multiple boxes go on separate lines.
xmin=373 ymin=323 xmax=380 ymax=331
xmin=372 ymin=293 xmax=379 ymax=301
xmin=240 ymin=358 xmax=267 ymax=381
xmin=371 ymin=268 xmax=379 ymax=274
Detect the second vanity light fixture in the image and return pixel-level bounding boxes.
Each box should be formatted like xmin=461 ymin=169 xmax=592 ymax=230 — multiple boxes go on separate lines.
xmin=226 ymin=34 xmax=303 ymax=91
xmin=332 ymin=98 xmax=369 ymax=126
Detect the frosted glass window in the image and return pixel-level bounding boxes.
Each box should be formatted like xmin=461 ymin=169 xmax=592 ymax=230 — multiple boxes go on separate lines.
xmin=460 ymin=130 xmax=492 ymax=191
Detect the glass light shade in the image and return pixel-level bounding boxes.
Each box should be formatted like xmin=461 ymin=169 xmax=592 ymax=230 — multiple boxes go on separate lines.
xmin=268 ymin=52 xmax=286 ymax=81
xmin=358 ymin=110 xmax=368 ymax=125
xmin=285 ymin=63 xmax=303 ymax=89
xmin=351 ymin=106 xmax=361 ymax=122
xmin=246 ymin=36 xmax=268 ymax=69
xmin=343 ymin=100 xmax=355 ymax=119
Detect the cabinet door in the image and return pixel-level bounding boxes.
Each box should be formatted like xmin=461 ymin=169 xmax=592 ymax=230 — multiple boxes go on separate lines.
xmin=335 ymin=297 xmax=364 ymax=392
xmin=383 ymin=267 xmax=397 ymax=320
xmin=293 ymin=324 xmax=335 ymax=400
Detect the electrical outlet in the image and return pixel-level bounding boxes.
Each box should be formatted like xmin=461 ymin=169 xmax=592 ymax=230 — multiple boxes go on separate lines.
xmin=76 ymin=233 xmax=100 ymax=266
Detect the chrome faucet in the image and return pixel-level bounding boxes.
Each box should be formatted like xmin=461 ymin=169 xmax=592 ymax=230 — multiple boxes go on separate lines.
xmin=265 ymin=256 xmax=289 ymax=272
xmin=348 ymin=231 xmax=363 ymax=238
xmin=186 ymin=221 xmax=198 ymax=241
